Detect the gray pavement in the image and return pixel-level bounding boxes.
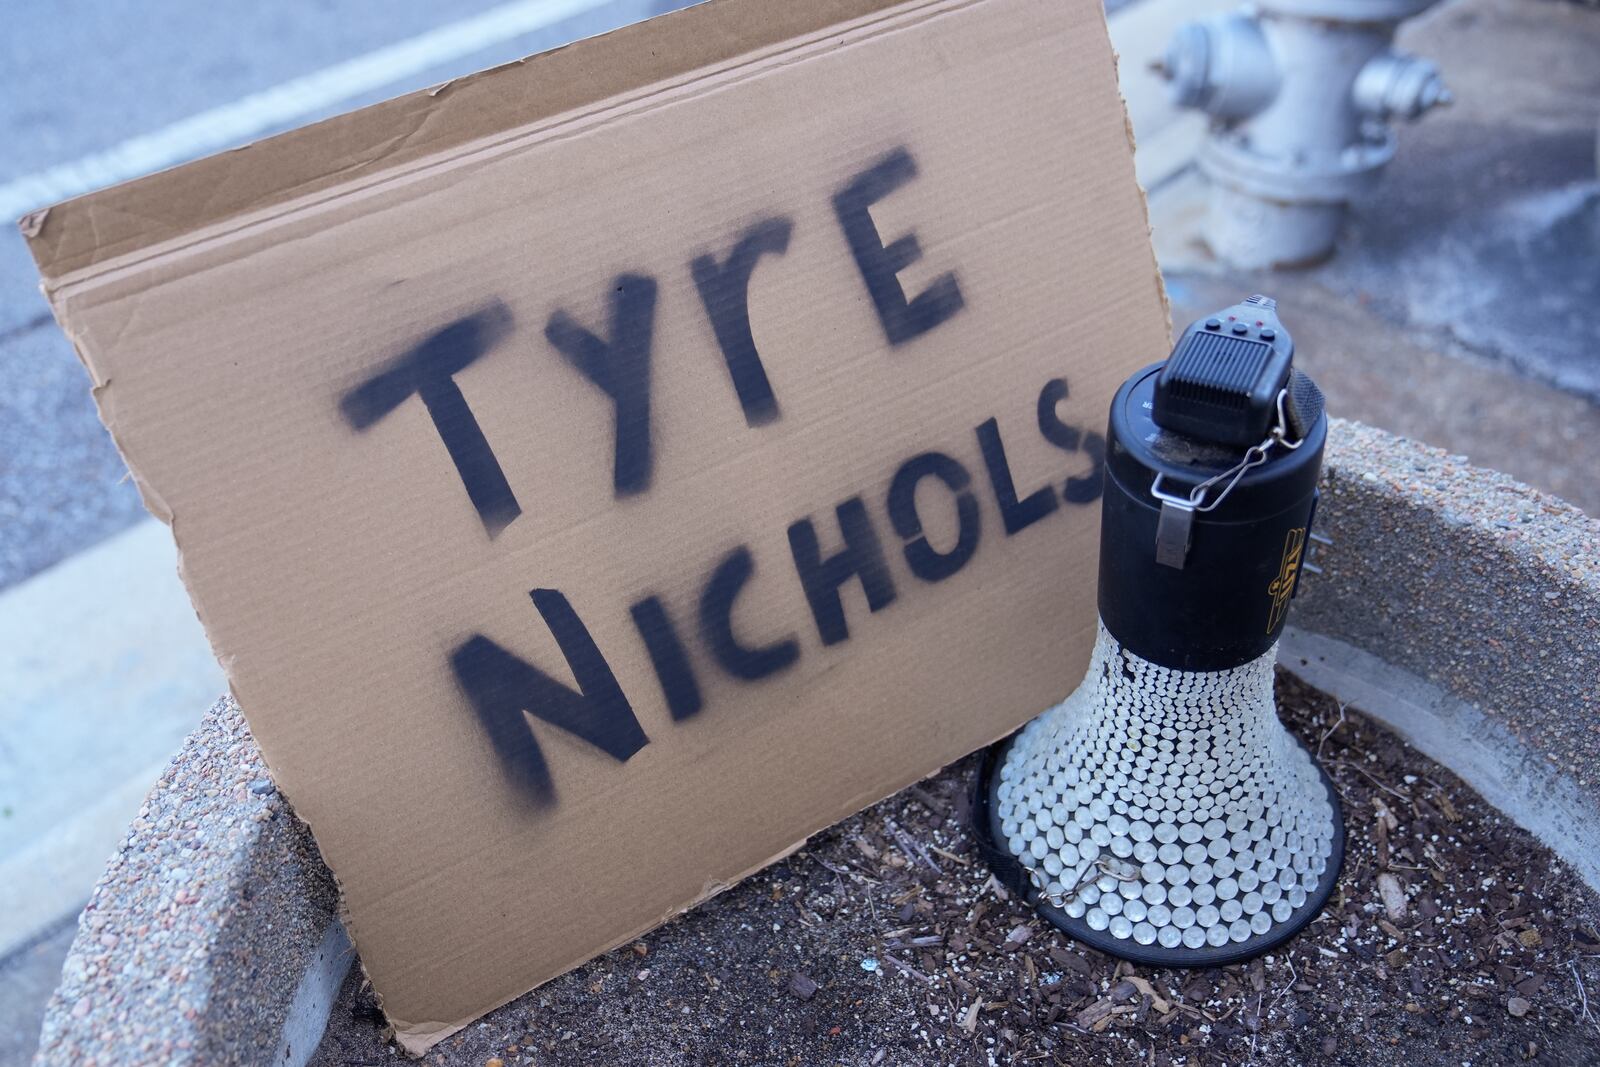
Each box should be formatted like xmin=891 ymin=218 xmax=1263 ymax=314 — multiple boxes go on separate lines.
xmin=0 ymin=323 xmax=146 ymax=592
xmin=0 ymin=923 xmax=75 ymax=1067
xmin=1322 ymin=0 xmax=1600 ymax=401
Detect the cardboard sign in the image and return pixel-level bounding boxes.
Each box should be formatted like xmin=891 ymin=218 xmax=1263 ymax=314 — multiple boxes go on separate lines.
xmin=25 ymin=0 xmax=1166 ymax=1050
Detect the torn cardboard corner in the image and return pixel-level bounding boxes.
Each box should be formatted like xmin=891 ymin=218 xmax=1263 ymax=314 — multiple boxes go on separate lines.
xmin=26 ymin=0 xmax=1167 ymax=1052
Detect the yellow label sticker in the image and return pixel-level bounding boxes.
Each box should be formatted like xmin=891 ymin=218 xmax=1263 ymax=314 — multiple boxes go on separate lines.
xmin=1266 ymin=527 xmax=1306 ymax=633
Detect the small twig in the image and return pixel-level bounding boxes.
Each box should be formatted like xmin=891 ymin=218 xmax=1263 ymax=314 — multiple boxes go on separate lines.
xmin=1247 ymin=990 xmax=1264 ymax=1067
xmin=881 ymin=952 xmax=934 ymax=984
xmin=1570 ymin=959 xmax=1599 ymax=1036
xmin=1335 ymin=759 xmax=1412 ymax=801
xmin=907 ymin=784 xmax=949 ymax=818
xmin=1065 ymin=863 xmax=1102 ymax=899
xmin=1267 ymin=954 xmax=1298 ymax=1018
xmin=844 ymin=855 xmax=887 ymax=881
xmin=1317 ymin=702 xmax=1348 ymax=759
xmin=894 ymin=934 xmax=945 ymax=948
xmin=1052 ymin=856 xmax=1130 ymax=905
xmin=816 ymin=855 xmax=882 ymax=885
xmin=929 ymin=845 xmax=970 ymax=866
xmin=811 ymin=857 xmax=851 ymax=901
xmin=1026 ymin=954 xmax=1039 ymax=1028
xmin=886 ymin=818 xmax=942 ymax=874
xmin=1247 ymin=955 xmax=1298 ymax=1064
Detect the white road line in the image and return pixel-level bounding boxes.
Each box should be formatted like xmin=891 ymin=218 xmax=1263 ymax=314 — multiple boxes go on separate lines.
xmin=0 ymin=0 xmax=1205 ymax=225
xmin=0 ymin=0 xmax=615 ymax=223
xmin=0 ymin=759 xmax=172 ymax=958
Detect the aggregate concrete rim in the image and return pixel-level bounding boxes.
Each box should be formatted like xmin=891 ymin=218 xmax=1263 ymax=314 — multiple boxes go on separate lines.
xmin=30 ymin=418 xmax=1600 ymax=1065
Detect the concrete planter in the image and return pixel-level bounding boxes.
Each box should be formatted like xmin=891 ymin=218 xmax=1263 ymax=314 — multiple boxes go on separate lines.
xmin=31 ymin=419 xmax=1600 ymax=1066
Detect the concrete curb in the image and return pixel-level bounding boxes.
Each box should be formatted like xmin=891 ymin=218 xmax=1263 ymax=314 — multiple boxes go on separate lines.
xmin=30 ymin=419 xmax=1600 ymax=1064
xmin=1286 ymin=419 xmax=1600 ymax=863
xmin=32 ymin=699 xmax=346 ymax=1067
xmin=1281 ymin=628 xmax=1600 ymax=893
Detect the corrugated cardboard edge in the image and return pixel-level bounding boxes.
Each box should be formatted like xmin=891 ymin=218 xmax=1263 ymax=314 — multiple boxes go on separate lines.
xmin=1108 ymin=31 xmax=1173 ymax=347
xmin=22 ymin=0 xmax=923 ymax=285
xmin=18 ymin=0 xmax=1170 ymax=1054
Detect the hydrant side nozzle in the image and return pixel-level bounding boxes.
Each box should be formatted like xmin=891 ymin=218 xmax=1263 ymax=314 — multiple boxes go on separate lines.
xmin=1352 ymin=50 xmax=1451 ymax=122
xmin=1158 ymin=22 xmax=1214 ymax=111
xmin=1162 ymin=0 xmax=1449 ymax=267
xmin=1159 ymin=15 xmax=1281 ymax=122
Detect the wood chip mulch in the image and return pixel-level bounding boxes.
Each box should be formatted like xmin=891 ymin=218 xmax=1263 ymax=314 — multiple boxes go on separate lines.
xmin=314 ymin=673 xmax=1600 ymax=1067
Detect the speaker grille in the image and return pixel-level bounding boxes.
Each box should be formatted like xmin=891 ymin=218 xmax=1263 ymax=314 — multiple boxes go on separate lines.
xmin=993 ymin=621 xmax=1338 ymax=956
xmin=1164 ymin=333 xmax=1273 ymax=410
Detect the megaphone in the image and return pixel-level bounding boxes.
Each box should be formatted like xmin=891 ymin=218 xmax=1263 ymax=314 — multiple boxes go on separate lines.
xmin=974 ymin=295 xmax=1343 ymax=964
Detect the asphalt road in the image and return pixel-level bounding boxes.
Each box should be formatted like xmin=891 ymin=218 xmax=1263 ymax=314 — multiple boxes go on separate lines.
xmin=0 ymin=0 xmax=692 ymax=594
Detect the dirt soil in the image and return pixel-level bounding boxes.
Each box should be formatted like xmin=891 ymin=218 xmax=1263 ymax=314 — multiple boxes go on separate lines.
xmin=312 ymin=675 xmax=1600 ymax=1067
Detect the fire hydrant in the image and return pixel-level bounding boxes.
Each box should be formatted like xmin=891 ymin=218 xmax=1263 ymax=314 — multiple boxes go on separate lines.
xmin=1158 ymin=0 xmax=1451 ymax=268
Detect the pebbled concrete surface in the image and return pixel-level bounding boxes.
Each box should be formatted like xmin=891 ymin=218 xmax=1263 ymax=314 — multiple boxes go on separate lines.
xmin=1294 ymin=419 xmax=1600 ymax=792
xmin=32 ymin=698 xmax=341 ymax=1067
